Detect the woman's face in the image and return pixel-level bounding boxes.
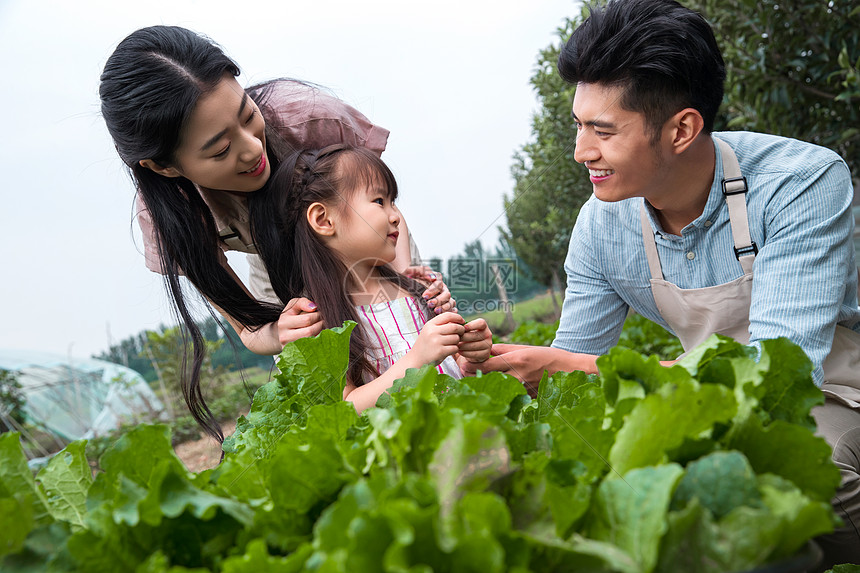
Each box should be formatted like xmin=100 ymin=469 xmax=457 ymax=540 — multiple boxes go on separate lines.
xmin=148 ymin=76 xmax=271 ymax=193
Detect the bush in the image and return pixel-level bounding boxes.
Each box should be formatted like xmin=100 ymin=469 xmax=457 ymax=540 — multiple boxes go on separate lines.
xmin=504 ymin=313 xmax=683 ymax=361
xmin=507 ymin=319 xmax=560 ymax=346
xmin=617 ymin=313 xmax=684 ymax=360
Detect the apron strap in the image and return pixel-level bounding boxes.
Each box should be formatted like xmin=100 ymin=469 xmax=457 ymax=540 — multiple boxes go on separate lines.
xmin=218 ymin=225 xmax=258 ymax=253
xmin=640 ymin=202 xmax=664 ymax=280
xmin=715 ymin=138 xmax=756 ymax=275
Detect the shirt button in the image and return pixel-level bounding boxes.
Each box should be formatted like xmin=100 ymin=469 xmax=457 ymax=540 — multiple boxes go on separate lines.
xmin=686 ymin=251 xmax=696 ymax=260
xmin=704 ymin=220 xmax=712 ymax=227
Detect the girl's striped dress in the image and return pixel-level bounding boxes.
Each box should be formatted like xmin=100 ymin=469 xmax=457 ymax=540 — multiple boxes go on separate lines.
xmin=355 ymin=296 xmax=462 ymax=385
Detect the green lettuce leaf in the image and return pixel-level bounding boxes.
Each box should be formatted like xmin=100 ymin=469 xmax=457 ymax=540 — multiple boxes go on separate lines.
xmin=0 ymin=496 xmax=34 ymax=558
xmin=671 ymin=450 xmax=761 ymax=519
xmin=676 ymin=334 xmax=755 ymax=377
xmin=757 ymin=473 xmax=837 ymax=558
xmin=99 ymin=425 xmax=187 ymax=487
xmin=522 ymin=531 xmax=641 ymax=573
xmin=36 ymin=441 xmax=93 ymax=528
xmin=220 ymin=538 xmax=310 ymax=573
xmin=656 ymin=499 xmax=778 ymax=573
xmin=531 ymin=370 xmax=597 ymax=420
xmin=548 ymin=406 xmax=616 ymax=483
xmin=587 ymin=464 xmax=684 ymax=573
xmin=268 ymin=433 xmax=353 ymax=515
xmin=725 ymin=416 xmax=841 ymax=502
xmin=599 ymin=347 xmax=692 ymax=406
xmin=275 ymin=322 xmax=355 ymax=406
xmin=429 ymin=415 xmax=512 ymax=551
xmin=731 ymin=338 xmax=823 ymax=430
xmin=0 ymin=433 xmax=50 ymax=524
xmin=609 ymin=378 xmax=736 ymax=475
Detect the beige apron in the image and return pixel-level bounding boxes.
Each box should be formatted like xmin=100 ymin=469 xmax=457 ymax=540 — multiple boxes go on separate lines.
xmin=640 ymin=137 xmax=860 ymax=406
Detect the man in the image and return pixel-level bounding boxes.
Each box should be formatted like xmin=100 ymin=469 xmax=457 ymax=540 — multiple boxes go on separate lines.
xmin=466 ymin=0 xmax=860 ymax=565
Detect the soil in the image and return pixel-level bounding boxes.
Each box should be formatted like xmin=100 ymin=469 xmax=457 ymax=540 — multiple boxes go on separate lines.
xmin=173 ymin=419 xmax=238 ymax=473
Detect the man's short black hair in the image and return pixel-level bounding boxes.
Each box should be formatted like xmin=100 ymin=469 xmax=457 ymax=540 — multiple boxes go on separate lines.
xmin=559 ymin=0 xmax=726 ymax=140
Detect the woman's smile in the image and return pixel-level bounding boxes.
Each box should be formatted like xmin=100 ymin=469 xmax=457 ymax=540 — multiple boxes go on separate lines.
xmin=241 ymin=155 xmax=267 ymax=177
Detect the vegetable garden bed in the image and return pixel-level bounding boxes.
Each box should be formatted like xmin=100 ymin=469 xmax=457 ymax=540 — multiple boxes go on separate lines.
xmin=0 ymin=323 xmax=843 ymax=572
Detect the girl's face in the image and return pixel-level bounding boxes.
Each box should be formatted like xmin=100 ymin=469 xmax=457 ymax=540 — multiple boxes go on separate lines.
xmin=144 ymin=76 xmax=271 ymax=193
xmin=326 ymin=171 xmax=402 ymax=274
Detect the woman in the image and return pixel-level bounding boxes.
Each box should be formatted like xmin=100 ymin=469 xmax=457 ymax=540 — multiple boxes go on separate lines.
xmin=99 ymin=25 xmax=452 ymax=440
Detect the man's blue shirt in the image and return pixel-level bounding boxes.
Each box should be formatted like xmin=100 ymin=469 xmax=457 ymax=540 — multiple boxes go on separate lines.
xmin=552 ymin=131 xmax=859 ymax=384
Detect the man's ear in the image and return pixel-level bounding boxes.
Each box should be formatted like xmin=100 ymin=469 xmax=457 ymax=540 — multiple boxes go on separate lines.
xmin=667 ymin=108 xmax=705 ymax=155
xmin=307 ymin=202 xmax=336 ymax=236
xmin=139 ymin=159 xmax=182 ymax=178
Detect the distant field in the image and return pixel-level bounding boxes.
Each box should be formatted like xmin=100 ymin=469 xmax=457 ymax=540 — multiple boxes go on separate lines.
xmin=465 ymin=291 xmax=561 ymax=335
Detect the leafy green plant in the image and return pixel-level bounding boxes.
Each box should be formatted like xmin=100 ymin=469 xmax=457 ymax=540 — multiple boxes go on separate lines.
xmin=0 ymin=324 xmax=842 ymax=572
xmin=504 ymin=313 xmax=682 ymax=360
xmin=84 ymin=432 xmax=123 ymax=465
xmin=508 ymin=319 xmax=561 ymax=347
xmin=169 ymin=414 xmax=205 ymax=446
xmin=826 ymin=565 xmax=860 ymax=573
xmin=616 ymin=313 xmax=684 ymax=360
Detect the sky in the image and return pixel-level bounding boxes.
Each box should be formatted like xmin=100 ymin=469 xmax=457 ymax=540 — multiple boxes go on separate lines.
xmin=0 ymin=0 xmax=581 ymax=360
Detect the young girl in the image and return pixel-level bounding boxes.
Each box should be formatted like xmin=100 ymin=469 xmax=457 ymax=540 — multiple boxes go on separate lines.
xmin=263 ymin=144 xmax=492 ymax=412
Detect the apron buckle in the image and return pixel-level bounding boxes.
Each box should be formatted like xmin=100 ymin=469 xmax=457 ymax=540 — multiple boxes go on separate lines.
xmin=722 ymin=175 xmax=748 ymax=196
xmin=734 ymin=242 xmax=758 ymax=259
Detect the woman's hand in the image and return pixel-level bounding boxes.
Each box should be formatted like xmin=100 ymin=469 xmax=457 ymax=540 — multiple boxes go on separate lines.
xmin=277 ymin=297 xmax=324 ymax=346
xmin=411 ymin=312 xmax=465 ymax=366
xmin=457 ymin=318 xmax=493 ymax=363
xmin=402 ymin=266 xmax=455 ymax=314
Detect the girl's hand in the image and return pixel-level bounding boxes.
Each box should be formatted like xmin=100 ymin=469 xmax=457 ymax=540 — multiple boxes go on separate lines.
xmin=402 ymin=266 xmax=456 ymax=314
xmin=411 ymin=312 xmax=465 ymax=366
xmin=277 ymin=297 xmax=324 ymax=346
xmin=458 ymin=318 xmax=493 ymax=363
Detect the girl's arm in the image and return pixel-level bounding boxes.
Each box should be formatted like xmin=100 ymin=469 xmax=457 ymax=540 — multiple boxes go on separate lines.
xmin=344 ymin=312 xmax=465 ymax=413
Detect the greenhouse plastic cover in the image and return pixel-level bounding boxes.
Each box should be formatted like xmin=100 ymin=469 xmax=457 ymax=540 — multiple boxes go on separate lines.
xmin=0 ymin=349 xmax=165 ymax=441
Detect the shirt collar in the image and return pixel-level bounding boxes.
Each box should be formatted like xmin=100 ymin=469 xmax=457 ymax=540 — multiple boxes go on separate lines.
xmin=643 ymin=137 xmax=728 ymax=236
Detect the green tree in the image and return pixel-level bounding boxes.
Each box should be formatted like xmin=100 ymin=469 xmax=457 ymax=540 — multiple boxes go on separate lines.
xmin=96 ymin=330 xmax=156 ymax=382
xmin=96 ymin=318 xmax=273 ymax=384
xmin=503 ymin=16 xmax=594 ymax=316
xmin=446 ymin=237 xmax=545 ymax=315
xmin=198 ymin=315 xmax=278 ymax=372
xmin=688 ymin=0 xmax=860 ymax=181
xmin=0 ymin=369 xmax=26 ymax=433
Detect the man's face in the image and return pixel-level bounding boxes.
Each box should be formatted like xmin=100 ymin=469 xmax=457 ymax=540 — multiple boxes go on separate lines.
xmin=572 ymin=82 xmax=670 ymax=206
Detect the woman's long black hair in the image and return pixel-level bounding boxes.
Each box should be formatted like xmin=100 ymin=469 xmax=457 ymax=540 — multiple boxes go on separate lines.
xmin=251 ymin=145 xmax=430 ymax=384
xmin=100 ymin=26 xmax=290 ymax=442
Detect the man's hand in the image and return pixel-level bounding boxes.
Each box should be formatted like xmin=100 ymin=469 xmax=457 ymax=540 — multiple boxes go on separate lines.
xmin=461 ymin=344 xmax=599 ymax=395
